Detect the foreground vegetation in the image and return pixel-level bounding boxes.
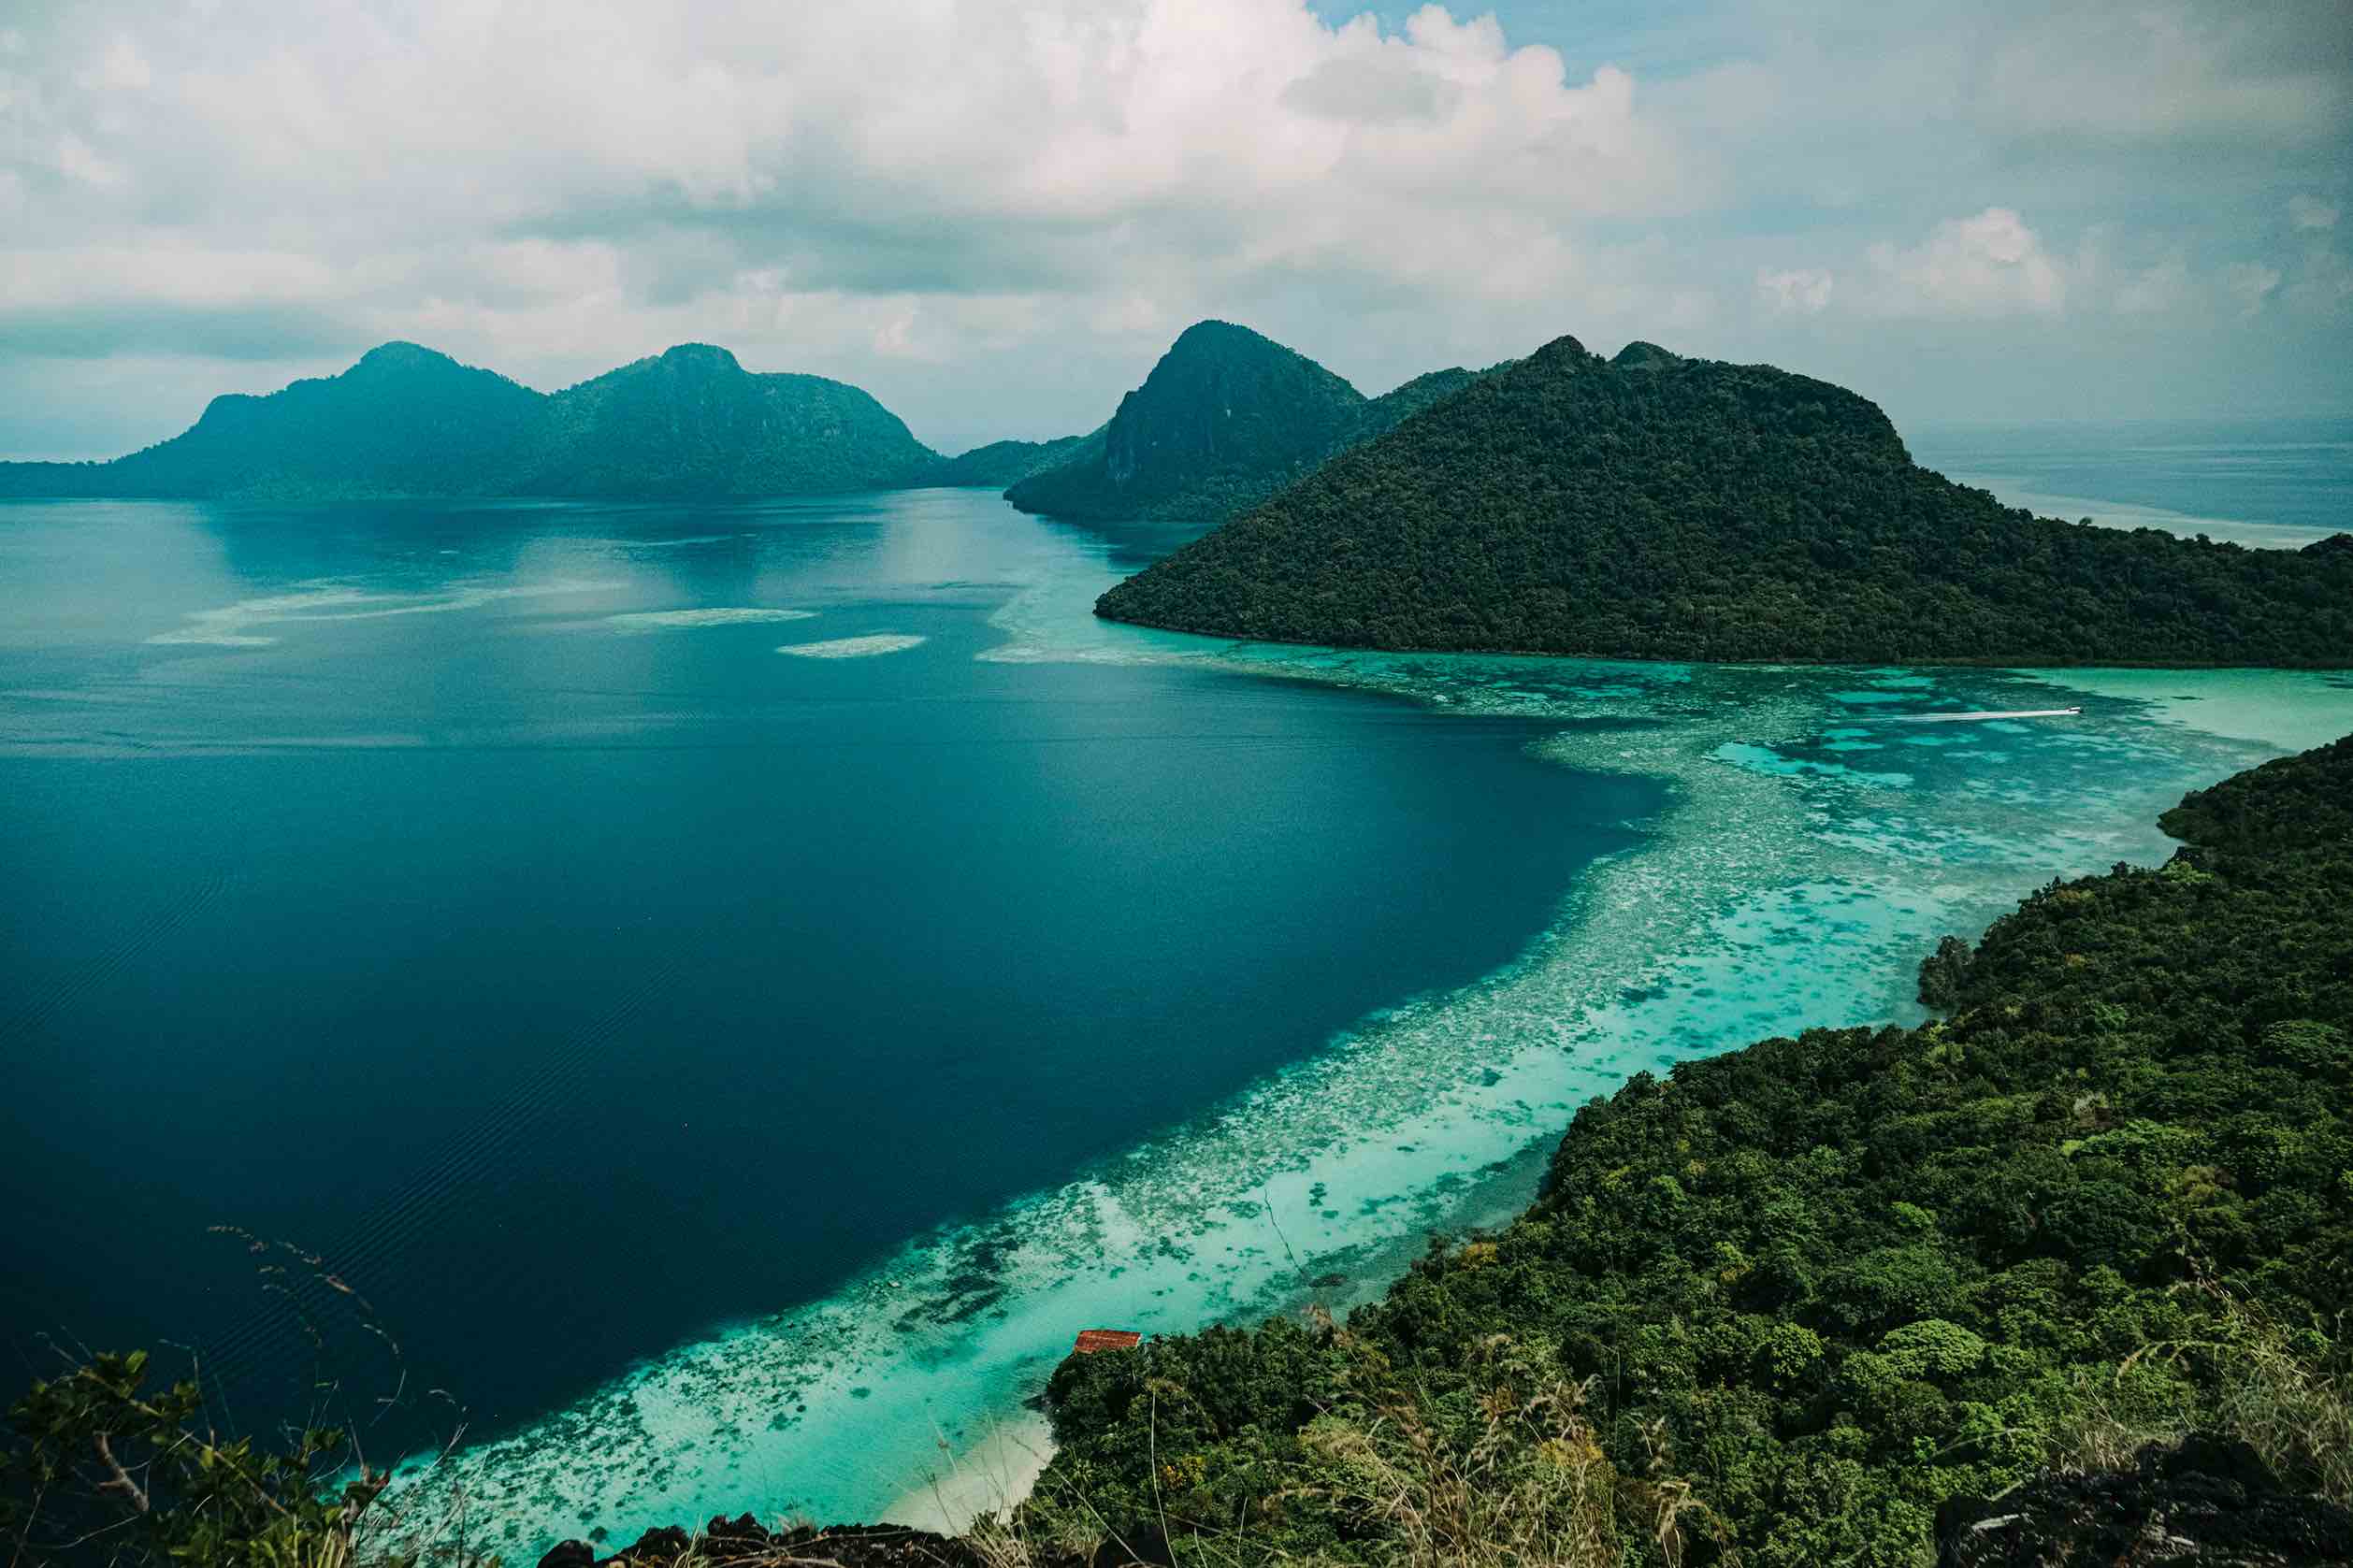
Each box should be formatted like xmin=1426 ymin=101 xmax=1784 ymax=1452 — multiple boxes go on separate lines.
xmin=9 ymin=738 xmax=2348 ymax=1565
xmin=1027 ymin=734 xmax=2353 ymax=1562
xmin=1095 ymin=338 xmax=2353 ymax=666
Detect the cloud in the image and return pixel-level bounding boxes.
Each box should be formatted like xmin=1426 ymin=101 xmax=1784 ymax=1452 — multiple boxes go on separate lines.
xmin=2114 ymin=253 xmax=2193 ymax=316
xmin=0 ymin=1 xmax=1700 ymax=398
xmin=1755 ymin=267 xmax=1833 ymax=314
xmin=2223 ymin=261 xmax=2284 ymax=316
xmin=1 ymin=0 xmax=2350 ymax=449
xmin=2285 ymin=247 xmax=2353 ymax=318
xmin=52 ymin=133 xmax=123 ymax=187
xmin=80 ymin=35 xmax=150 ymax=92
xmin=1971 ymin=2 xmax=2350 ymax=150
xmin=2288 ymin=194 xmax=2341 ymax=231
xmin=1861 ymin=208 xmax=2068 ymax=317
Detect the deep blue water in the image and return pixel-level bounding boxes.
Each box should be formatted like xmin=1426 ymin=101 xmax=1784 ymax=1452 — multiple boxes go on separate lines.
xmin=0 ymin=491 xmax=1658 ymax=1447
xmin=1912 ymin=417 xmax=2353 ymax=540
xmin=6 ymin=424 xmax=2348 ymax=1548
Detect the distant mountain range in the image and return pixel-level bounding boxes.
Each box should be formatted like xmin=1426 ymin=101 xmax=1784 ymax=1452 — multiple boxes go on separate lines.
xmin=13 ymin=325 xmax=2350 ymax=668
xmin=1097 ymin=335 xmax=2353 ymax=667
xmin=0 ymin=326 xmax=1475 ymax=510
xmin=0 ymin=342 xmax=948 ymax=501
xmin=1003 ymin=320 xmax=1484 ymax=523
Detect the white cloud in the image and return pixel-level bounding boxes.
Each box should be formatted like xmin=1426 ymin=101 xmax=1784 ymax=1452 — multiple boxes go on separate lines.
xmin=2285 ymin=248 xmax=2353 ymax=319
xmin=2288 ymin=194 xmax=2341 ymax=231
xmin=0 ymin=0 xmax=1700 ymax=395
xmin=82 ymin=35 xmax=151 ymax=91
xmin=1973 ymin=3 xmax=2350 ymax=150
xmin=1861 ymin=208 xmax=2068 ymax=317
xmin=52 ymin=133 xmax=124 ymax=188
xmin=2114 ymin=254 xmax=2192 ymax=315
xmin=1 ymin=0 xmax=2350 ymax=446
xmin=2223 ymin=261 xmax=2283 ymax=316
xmin=1755 ymin=267 xmax=1833 ymax=314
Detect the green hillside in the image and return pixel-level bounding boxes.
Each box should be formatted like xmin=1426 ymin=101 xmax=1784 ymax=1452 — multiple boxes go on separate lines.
xmin=1003 ymin=322 xmax=1480 ymax=523
xmin=1095 ymin=337 xmax=2353 ymax=666
xmin=511 ymin=344 xmax=938 ymax=498
xmin=1034 ymin=734 xmax=2353 ymax=1564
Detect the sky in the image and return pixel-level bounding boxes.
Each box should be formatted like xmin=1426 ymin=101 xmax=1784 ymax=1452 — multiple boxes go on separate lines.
xmin=1 ymin=0 xmax=2347 ymax=459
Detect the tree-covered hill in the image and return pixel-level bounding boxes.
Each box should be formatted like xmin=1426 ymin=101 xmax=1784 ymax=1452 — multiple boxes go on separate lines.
xmin=1003 ymin=321 xmax=1483 ymax=523
xmin=509 ymin=344 xmax=939 ymax=498
xmin=0 ymin=342 xmax=941 ymax=501
xmin=1095 ymin=337 xmax=2353 ymax=666
xmin=926 ymin=432 xmax=1095 ymax=488
xmin=0 ymin=344 xmax=548 ymax=500
xmin=1033 ymin=734 xmax=2353 ymax=1564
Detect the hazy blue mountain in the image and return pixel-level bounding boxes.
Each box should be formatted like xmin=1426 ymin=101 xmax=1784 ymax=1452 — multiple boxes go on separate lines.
xmin=0 ymin=342 xmax=939 ymax=500
xmin=1003 ymin=321 xmax=1480 ymax=522
xmin=0 ymin=344 xmax=545 ymax=499
xmin=1097 ymin=333 xmax=2353 ymax=666
xmin=509 ymin=344 xmax=937 ymax=498
xmin=926 ymin=432 xmax=1095 ymax=487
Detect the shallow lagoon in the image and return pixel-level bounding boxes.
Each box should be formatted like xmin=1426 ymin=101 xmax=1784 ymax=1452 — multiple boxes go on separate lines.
xmin=4 ymin=483 xmax=2350 ymax=1558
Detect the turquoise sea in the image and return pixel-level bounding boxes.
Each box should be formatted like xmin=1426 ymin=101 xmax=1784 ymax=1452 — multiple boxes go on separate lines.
xmin=2 ymin=426 xmax=2348 ymax=1557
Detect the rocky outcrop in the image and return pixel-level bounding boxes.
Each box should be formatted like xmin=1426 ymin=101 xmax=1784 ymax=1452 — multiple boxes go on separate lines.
xmin=1934 ymin=1435 xmax=2353 ymax=1566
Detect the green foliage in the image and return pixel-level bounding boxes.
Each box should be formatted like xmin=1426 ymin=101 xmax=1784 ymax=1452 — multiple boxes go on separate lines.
xmin=1096 ymin=336 xmax=2353 ymax=666
xmin=1003 ymin=322 xmax=1484 ymax=523
xmin=0 ymin=1349 xmax=465 ymax=1568
xmin=1029 ymin=735 xmax=2353 ymax=1563
xmin=1917 ymin=935 xmax=1973 ymax=1011
xmin=0 ymin=341 xmax=941 ymax=501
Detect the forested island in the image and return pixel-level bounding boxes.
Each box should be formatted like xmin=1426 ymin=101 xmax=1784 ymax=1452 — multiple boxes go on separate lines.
xmin=1095 ymin=337 xmax=2353 ymax=667
xmin=11 ymin=736 xmax=2348 ymax=1565
xmin=1003 ymin=321 xmax=1484 ymax=523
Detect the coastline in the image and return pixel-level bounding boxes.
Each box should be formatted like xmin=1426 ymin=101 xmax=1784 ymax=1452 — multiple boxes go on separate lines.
xmin=316 ymin=464 xmax=2353 ymax=1560
xmin=384 ymin=597 xmax=2353 ymax=1560
xmin=877 ymin=1411 xmax=1057 ymax=1533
